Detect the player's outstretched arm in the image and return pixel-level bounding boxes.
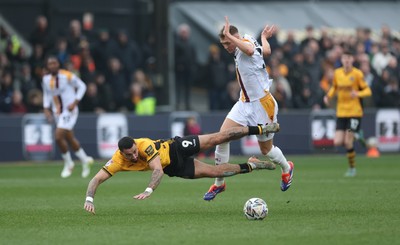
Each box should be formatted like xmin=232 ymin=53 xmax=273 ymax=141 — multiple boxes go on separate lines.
xmin=133 ymin=156 xmax=164 ymax=200
xmin=84 ymin=169 xmax=111 ymax=214
xmin=261 ymin=24 xmax=276 ymax=57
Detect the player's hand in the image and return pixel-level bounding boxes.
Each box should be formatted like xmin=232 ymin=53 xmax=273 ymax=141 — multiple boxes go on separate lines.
xmin=133 ymin=192 xmax=151 ymax=200
xmin=84 ymin=201 xmax=96 ymax=215
xmin=351 ymin=90 xmax=358 ymax=98
xmin=223 ymin=16 xmax=230 ymax=37
xmin=261 ymin=25 xmax=276 ymax=40
xmin=44 ymin=109 xmax=53 ymax=123
xmin=67 ymin=102 xmax=76 ymax=111
xmin=323 ymin=95 xmax=330 ymax=106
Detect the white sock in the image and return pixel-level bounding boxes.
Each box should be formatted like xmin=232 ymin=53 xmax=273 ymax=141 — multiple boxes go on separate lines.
xmin=214 ymin=143 xmax=230 ymax=186
xmin=266 ymin=145 xmax=290 ymax=173
xmin=74 ymin=148 xmax=89 ymax=163
xmin=61 ymin=151 xmax=73 ymax=166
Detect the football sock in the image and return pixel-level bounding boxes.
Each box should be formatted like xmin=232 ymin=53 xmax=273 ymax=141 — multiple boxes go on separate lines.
xmin=61 ymin=151 xmax=73 ymax=165
xmin=265 ymin=145 xmax=290 ymax=173
xmin=75 ymin=148 xmax=89 ymax=163
xmin=346 ymin=148 xmax=356 ymax=168
xmin=214 ymin=143 xmax=230 ymax=186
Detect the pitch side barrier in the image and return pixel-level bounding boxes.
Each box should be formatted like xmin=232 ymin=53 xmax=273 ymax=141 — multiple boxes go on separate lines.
xmin=0 ymin=109 xmax=398 ymax=162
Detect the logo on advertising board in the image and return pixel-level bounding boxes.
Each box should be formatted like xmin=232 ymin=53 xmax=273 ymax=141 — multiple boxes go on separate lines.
xmin=97 ymin=113 xmax=128 ymax=158
xmin=22 ymin=114 xmax=54 ymax=160
xmin=376 ymin=109 xmax=400 ymax=152
xmin=310 ymin=110 xmax=336 ymax=150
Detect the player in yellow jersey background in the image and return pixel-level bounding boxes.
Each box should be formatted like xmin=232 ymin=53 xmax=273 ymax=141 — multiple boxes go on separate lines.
xmin=324 ymin=50 xmax=372 ymax=177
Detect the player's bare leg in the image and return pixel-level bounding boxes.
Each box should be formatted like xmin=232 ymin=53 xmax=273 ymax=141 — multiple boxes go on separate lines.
xmin=56 ymin=128 xmax=75 ymax=178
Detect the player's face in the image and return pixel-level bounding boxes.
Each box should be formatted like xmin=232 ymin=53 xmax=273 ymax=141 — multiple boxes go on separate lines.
xmin=220 ymin=37 xmax=236 ymax=54
xmin=46 ymin=58 xmax=60 ymax=75
xmin=122 ymin=145 xmax=139 ymax=162
xmin=341 ymin=54 xmax=354 ymax=69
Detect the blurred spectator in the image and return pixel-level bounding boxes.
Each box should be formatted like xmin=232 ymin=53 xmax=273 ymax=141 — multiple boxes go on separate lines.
xmin=67 ymin=19 xmax=85 ymax=55
xmin=93 ymin=72 xmax=113 ymax=111
xmin=142 ymin=33 xmax=157 ymax=71
xmin=184 ymin=116 xmax=201 ymax=136
xmin=222 ymin=80 xmax=240 ymax=110
xmin=174 ymin=23 xmax=197 ymax=110
xmin=128 ymin=69 xmax=156 ymax=115
xmin=269 ymin=65 xmax=292 ymax=109
xmin=10 ymin=90 xmax=27 ymax=114
xmin=376 ymin=75 xmax=400 ymax=108
xmin=107 ymin=57 xmax=128 ymax=111
xmin=300 ymin=25 xmax=317 ymax=52
xmin=29 ymin=15 xmax=53 ymax=53
xmin=82 ymin=12 xmax=96 ymax=45
xmin=0 ymin=71 xmax=14 ymax=112
xmin=205 ymin=44 xmax=229 ymax=111
xmin=92 ymin=29 xmax=114 ymax=72
xmin=29 ymin=44 xmax=45 ymax=82
xmin=26 ymin=88 xmax=43 ymax=113
xmin=80 ymin=82 xmax=107 ymax=113
xmin=111 ymin=30 xmax=142 ymax=82
xmin=372 ymin=39 xmax=394 ymax=76
xmin=51 ymin=37 xmax=70 ymax=67
xmin=15 ymin=63 xmax=39 ymax=104
xmin=319 ymin=66 xmax=334 ymax=93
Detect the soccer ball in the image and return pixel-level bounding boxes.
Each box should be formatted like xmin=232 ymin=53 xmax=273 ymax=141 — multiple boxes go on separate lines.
xmin=243 ymin=197 xmax=268 ymax=220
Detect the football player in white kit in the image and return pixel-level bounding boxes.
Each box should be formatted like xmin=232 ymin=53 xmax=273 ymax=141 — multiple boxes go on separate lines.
xmin=42 ymin=56 xmax=94 ymax=178
xmin=204 ymin=17 xmax=294 ymax=201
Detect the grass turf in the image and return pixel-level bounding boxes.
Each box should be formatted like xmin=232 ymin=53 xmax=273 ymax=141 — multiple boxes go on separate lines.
xmin=0 ymin=154 xmax=399 ymax=245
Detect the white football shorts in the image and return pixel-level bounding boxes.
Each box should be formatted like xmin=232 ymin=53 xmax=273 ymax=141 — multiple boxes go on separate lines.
xmin=227 ymin=93 xmax=278 ymax=142
xmin=55 ymin=108 xmax=79 ymax=130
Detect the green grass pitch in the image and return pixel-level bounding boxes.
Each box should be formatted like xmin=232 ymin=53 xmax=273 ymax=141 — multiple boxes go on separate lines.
xmin=0 ymin=154 xmax=399 ymax=245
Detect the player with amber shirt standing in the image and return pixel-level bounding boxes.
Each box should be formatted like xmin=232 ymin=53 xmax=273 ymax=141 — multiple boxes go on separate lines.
xmin=324 ymin=50 xmax=372 ymax=177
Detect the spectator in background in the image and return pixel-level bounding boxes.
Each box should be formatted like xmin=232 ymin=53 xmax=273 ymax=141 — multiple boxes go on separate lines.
xmin=222 ymin=80 xmax=240 ymax=109
xmin=29 ymin=44 xmax=46 ymax=83
xmin=127 ymin=69 xmax=156 ymax=115
xmin=80 ymin=82 xmax=106 ymax=114
xmin=26 ymin=88 xmax=43 ymax=113
xmin=184 ymin=116 xmax=201 ymax=136
xmin=16 ymin=63 xmax=39 ymax=105
xmin=107 ymin=57 xmax=128 ymax=111
xmin=142 ymin=33 xmax=157 ymax=71
xmin=67 ymin=19 xmax=86 ymax=55
xmin=10 ymin=90 xmax=26 ymax=114
xmin=174 ymin=23 xmax=197 ymax=110
xmin=93 ymin=72 xmax=112 ymax=111
xmin=300 ymin=25 xmax=317 ymax=52
xmin=112 ymin=30 xmax=142 ymax=82
xmin=269 ymin=65 xmax=292 ymax=109
xmin=29 ymin=15 xmax=53 ymax=54
xmin=92 ymin=29 xmax=113 ymax=73
xmin=0 ymin=71 xmax=14 ymax=112
xmin=205 ymin=44 xmax=229 ymax=111
xmin=82 ymin=12 xmax=96 ymax=46
xmin=372 ymin=40 xmax=394 ymax=76
xmin=52 ymin=37 xmax=70 ymax=67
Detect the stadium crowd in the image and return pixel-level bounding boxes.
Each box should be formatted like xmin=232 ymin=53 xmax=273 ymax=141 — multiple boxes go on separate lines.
xmin=0 ymin=15 xmax=399 ymax=114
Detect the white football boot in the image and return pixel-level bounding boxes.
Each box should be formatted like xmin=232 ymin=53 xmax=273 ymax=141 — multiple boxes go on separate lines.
xmin=61 ymin=161 xmax=75 ymax=178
